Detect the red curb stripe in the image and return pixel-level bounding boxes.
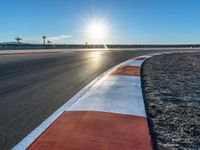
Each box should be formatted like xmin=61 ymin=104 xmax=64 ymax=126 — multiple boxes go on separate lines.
xmin=28 ymin=111 xmax=152 ymax=150
xmin=110 ymin=65 xmax=141 ymax=76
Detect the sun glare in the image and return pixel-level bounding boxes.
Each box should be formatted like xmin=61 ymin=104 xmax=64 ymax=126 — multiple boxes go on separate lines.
xmin=86 ymin=20 xmax=109 ymax=42
xmin=88 ymin=22 xmax=107 ymax=39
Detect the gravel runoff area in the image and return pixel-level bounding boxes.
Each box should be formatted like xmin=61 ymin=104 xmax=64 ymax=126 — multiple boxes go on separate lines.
xmin=142 ymin=52 xmax=200 ymax=149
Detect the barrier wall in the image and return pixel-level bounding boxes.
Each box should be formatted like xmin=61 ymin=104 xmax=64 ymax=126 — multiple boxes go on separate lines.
xmin=0 ymin=44 xmax=200 ymax=50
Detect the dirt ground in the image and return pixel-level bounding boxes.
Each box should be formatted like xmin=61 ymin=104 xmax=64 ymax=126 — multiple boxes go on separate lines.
xmin=142 ymin=52 xmax=200 ymax=149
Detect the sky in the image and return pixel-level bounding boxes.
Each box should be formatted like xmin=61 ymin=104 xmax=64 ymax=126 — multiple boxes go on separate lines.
xmin=1 ymin=0 xmax=200 ymax=44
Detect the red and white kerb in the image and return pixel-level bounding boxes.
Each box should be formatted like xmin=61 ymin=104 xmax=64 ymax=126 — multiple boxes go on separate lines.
xmin=13 ymin=52 xmax=174 ymax=150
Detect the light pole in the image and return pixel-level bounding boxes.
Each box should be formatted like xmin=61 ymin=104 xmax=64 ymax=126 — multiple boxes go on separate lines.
xmin=42 ymin=36 xmax=46 ymax=45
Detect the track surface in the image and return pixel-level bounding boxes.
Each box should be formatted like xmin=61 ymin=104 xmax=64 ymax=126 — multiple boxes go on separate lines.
xmin=0 ymin=49 xmax=189 ymax=149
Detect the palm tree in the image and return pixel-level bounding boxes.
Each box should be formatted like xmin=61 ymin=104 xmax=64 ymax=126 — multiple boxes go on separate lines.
xmin=15 ymin=37 xmax=22 ymax=45
xmin=42 ymin=36 xmax=46 ymax=45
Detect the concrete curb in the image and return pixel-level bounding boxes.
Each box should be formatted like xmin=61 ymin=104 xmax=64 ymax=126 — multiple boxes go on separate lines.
xmin=13 ymin=51 xmax=196 ymax=150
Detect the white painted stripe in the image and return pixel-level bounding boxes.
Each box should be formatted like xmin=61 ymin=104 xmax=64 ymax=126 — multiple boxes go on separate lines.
xmin=69 ymin=75 xmax=146 ymax=117
xmin=123 ymin=60 xmax=144 ymax=66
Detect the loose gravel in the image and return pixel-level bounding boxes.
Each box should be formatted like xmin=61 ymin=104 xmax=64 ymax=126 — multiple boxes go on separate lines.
xmin=142 ymin=52 xmax=200 ymax=149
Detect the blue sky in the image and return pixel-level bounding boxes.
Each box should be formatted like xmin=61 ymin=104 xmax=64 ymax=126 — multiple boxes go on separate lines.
xmin=0 ymin=0 xmax=200 ymax=44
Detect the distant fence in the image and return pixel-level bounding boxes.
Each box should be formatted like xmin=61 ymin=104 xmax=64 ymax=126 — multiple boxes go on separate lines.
xmin=0 ymin=44 xmax=200 ymax=50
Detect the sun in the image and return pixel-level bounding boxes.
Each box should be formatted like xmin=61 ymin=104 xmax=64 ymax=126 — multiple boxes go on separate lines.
xmin=88 ymin=22 xmax=107 ymax=39
xmin=86 ymin=20 xmax=109 ymax=42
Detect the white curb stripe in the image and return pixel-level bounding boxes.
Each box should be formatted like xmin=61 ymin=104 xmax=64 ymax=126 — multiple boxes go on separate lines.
xmin=124 ymin=59 xmax=144 ymax=66
xmin=69 ymin=75 xmax=146 ymax=117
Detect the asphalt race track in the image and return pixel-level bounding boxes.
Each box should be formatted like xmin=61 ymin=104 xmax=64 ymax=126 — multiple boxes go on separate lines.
xmin=0 ymin=49 xmax=192 ymax=149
